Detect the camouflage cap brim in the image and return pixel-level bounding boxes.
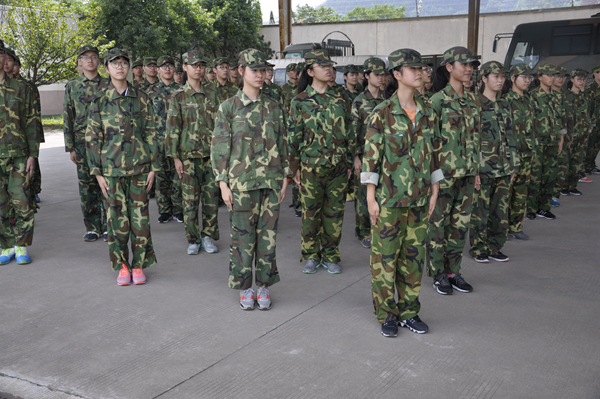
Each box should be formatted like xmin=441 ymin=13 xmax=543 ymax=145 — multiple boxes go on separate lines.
xmin=593 ymin=65 xmax=600 ymax=73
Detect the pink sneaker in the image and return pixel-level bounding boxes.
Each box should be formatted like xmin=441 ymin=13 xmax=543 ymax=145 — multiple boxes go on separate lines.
xmin=117 ymin=266 xmax=131 ymax=286
xmin=579 ymin=177 xmax=592 ymax=183
xmin=132 ymin=268 xmax=147 ymax=285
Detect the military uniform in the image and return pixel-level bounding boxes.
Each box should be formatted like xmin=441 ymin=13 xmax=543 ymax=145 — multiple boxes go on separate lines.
xmin=86 ymin=49 xmax=160 ymax=271
xmin=261 ymin=82 xmax=284 ymax=105
xmin=140 ymin=57 xmax=159 ymax=93
xmin=212 ymin=59 xmax=238 ymax=105
xmin=288 ymin=50 xmax=353 ymax=267
xmin=342 ymin=64 xmax=361 ymax=104
xmin=469 ymin=61 xmax=520 ymax=258
xmin=281 ymin=63 xmax=301 ymax=213
xmin=166 ymin=50 xmax=220 ymax=246
xmin=584 ymin=65 xmax=600 ymax=173
xmin=63 ymin=45 xmax=110 ymax=237
xmin=212 ymin=50 xmax=292 ymax=291
xmin=351 ymin=57 xmax=386 ymax=243
xmin=551 ymin=67 xmax=569 ymax=199
xmin=362 ymin=49 xmax=443 ymax=326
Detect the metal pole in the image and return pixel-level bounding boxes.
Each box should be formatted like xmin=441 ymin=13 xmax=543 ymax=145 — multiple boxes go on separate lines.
xmin=278 ymin=0 xmax=292 ymax=55
xmin=467 ymin=0 xmax=481 ymax=54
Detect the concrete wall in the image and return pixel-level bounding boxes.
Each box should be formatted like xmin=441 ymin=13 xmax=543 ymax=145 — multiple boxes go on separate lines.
xmin=260 ymin=5 xmax=599 ymax=64
xmin=39 ymin=83 xmax=66 ymax=116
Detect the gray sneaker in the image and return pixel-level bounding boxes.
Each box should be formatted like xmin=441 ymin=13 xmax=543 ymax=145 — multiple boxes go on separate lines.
xmin=302 ymin=259 xmax=320 ymax=274
xmin=187 ymin=243 xmax=200 ymax=255
xmin=508 ymin=231 xmax=529 ymax=240
xmin=322 ymin=261 xmax=341 ymax=274
xmin=256 ymin=287 xmax=272 ymax=310
xmin=201 ymin=236 xmax=218 ymax=254
xmin=240 ymin=288 xmax=255 ymax=310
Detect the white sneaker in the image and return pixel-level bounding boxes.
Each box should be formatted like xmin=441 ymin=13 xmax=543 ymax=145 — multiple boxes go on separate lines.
xmin=240 ymin=288 xmax=255 ymax=310
xmin=187 ymin=243 xmax=200 ymax=255
xmin=201 ymin=236 xmax=218 ymax=254
xmin=257 ymin=287 xmax=272 ymax=310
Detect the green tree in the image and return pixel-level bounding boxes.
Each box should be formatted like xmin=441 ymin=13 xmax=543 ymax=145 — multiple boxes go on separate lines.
xmin=293 ymin=4 xmax=343 ymax=23
xmin=0 ymin=0 xmax=113 ymax=86
xmin=346 ymin=4 xmax=407 ymax=20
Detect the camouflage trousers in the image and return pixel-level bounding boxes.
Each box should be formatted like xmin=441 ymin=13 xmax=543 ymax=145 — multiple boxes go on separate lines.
xmin=0 ymin=156 xmax=35 ymax=249
xmin=300 ymin=163 xmax=348 ymax=264
xmin=584 ymin=125 xmax=600 ymax=171
xmin=371 ymin=205 xmax=427 ymax=324
xmin=228 ymin=189 xmax=281 ymax=290
xmin=291 ymin=180 xmax=301 ymax=212
xmin=75 ymin=142 xmax=106 ymax=234
xmin=155 ymin=140 xmax=182 ymax=216
xmin=469 ymin=176 xmax=511 ymax=257
xmin=528 ymin=142 xmax=558 ymax=213
xmin=181 ymin=157 xmax=220 ymax=244
xmin=354 ymin=169 xmax=370 ymax=241
xmin=105 ymin=174 xmax=156 ymax=271
xmin=427 ymin=176 xmax=475 ymax=277
xmin=566 ymin=138 xmax=587 ymax=191
xmin=554 ymin=143 xmax=570 ymax=198
xmin=509 ymin=153 xmax=532 ymax=233
xmin=29 ymin=157 xmax=41 ymax=211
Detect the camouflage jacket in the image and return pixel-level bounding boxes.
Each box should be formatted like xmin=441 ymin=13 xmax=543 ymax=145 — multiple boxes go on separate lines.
xmin=429 ymin=84 xmax=482 ymax=178
xmin=166 ymin=81 xmax=219 ymax=160
xmin=477 ymin=94 xmax=520 ymax=179
xmin=141 ymin=78 xmax=159 ymax=93
xmin=415 ymin=88 xmax=432 ymax=101
xmin=85 ymin=83 xmax=159 ymax=177
xmin=288 ymin=84 xmax=354 ymax=172
xmin=550 ymin=89 xmax=568 ymax=135
xmin=16 ymin=76 xmax=44 ymax=144
xmin=361 ymin=94 xmax=443 ymax=208
xmin=351 ymin=87 xmax=385 ymax=158
xmin=212 ymin=79 xmax=238 ymax=105
xmin=342 ymin=85 xmax=360 ymax=105
xmin=145 ymin=80 xmax=181 ymax=137
xmin=503 ymin=91 xmax=536 ymax=157
xmin=564 ymin=90 xmax=591 ymax=141
xmin=281 ymin=81 xmax=297 ymax=115
xmin=63 ymin=74 xmax=110 ymax=152
xmin=212 ymin=90 xmax=292 ymax=192
xmin=586 ymin=81 xmax=600 ymax=124
xmin=527 ymin=87 xmax=563 ymax=144
xmin=0 ymin=75 xmax=39 ymax=158
xmin=261 ymin=83 xmax=284 ymax=106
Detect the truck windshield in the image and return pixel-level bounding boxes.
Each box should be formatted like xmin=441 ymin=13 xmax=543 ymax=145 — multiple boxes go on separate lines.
xmin=509 ymin=41 xmax=540 ymax=69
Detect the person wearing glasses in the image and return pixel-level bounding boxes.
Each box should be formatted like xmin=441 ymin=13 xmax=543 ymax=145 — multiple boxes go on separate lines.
xmin=174 ymin=63 xmax=184 ymax=85
xmin=261 ymin=61 xmax=284 ymax=106
xmin=166 ymin=50 xmax=221 ymax=256
xmin=416 ymin=65 xmax=433 ymax=99
xmin=204 ymin=60 xmax=216 ymax=86
xmin=141 ymin=57 xmax=159 ymax=92
xmin=85 ymin=48 xmax=159 ymax=285
xmin=63 ymin=45 xmax=110 ymax=243
xmin=212 ymin=57 xmax=238 ymax=104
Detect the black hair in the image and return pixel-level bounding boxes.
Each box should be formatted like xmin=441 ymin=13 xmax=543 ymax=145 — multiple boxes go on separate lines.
xmin=182 ymin=70 xmax=188 ymax=85
xmin=567 ymin=80 xmax=573 ymax=90
xmin=384 ymin=67 xmax=402 ymax=99
xmin=501 ymin=75 xmax=514 ymax=96
xmin=297 ymin=66 xmax=313 ymax=94
xmin=432 ymin=64 xmax=451 ymax=93
xmin=362 ymin=70 xmax=373 ymax=89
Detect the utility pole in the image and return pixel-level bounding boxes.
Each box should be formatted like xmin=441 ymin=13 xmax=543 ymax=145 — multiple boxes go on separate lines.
xmin=467 ymin=0 xmax=481 ymax=55
xmin=278 ymin=0 xmax=292 ymax=56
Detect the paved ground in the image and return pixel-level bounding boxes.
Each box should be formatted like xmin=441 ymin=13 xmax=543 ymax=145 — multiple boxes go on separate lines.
xmin=0 ymin=132 xmax=599 ymax=399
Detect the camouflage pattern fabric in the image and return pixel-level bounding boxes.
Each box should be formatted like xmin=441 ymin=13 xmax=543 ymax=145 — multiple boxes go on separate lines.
xmin=566 ymin=139 xmax=586 ymax=191
xmin=228 ymin=188 xmax=281 ymax=290
xmin=371 ymin=205 xmax=428 ymax=324
xmin=1 ymin=75 xmax=40 ymax=158
xmin=300 ymin=163 xmax=348 ymax=264
xmin=427 ymin=176 xmax=475 ymax=277
xmin=105 ymin=174 xmax=156 ymax=271
xmin=74 ymin=142 xmax=106 ymax=233
xmin=212 ymin=79 xmax=238 ymax=105
xmin=554 ymin=139 xmax=569 ymax=197
xmin=291 ymin=180 xmax=301 ymax=212
xmin=0 ymin=157 xmax=34 ymax=248
xmin=585 ymin=80 xmax=600 ymax=170
xmin=527 ymin=143 xmax=559 ymax=213
xmin=342 ymin=85 xmax=360 ymax=105
xmin=281 ymin=81 xmax=297 ymax=115
xmin=181 ymin=157 xmax=220 ymax=243
xmin=564 ymin=90 xmax=591 ymax=190
xmin=468 ymin=175 xmax=511 ymax=256
xmin=261 ymin=83 xmax=284 ymax=106
xmin=508 ymin=155 xmax=532 ymax=233
xmin=550 ymin=89 xmax=568 ymax=197
xmin=527 ymin=86 xmax=562 ymax=145
xmin=141 ymin=78 xmax=159 ymax=93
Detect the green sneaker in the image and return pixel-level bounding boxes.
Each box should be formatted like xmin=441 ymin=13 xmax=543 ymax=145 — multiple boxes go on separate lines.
xmin=15 ymin=246 xmax=31 ymax=264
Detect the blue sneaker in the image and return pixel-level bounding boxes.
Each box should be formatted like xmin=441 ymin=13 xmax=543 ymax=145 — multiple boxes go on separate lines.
xmin=0 ymin=247 xmax=15 ymax=265
xmin=551 ymin=198 xmax=560 ymax=207
xmin=295 ymin=210 xmax=302 ymax=217
xmin=15 ymin=246 xmax=31 ymax=264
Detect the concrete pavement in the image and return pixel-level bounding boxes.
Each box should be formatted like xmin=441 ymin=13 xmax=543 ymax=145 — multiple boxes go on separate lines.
xmin=0 ymin=131 xmax=599 ymax=399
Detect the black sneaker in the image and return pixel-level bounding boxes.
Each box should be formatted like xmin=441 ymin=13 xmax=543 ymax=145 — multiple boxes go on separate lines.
xmin=158 ymin=213 xmax=172 ymax=223
xmin=570 ymin=189 xmax=582 ymax=196
xmin=474 ymin=254 xmax=490 ymax=263
xmin=433 ymin=274 xmax=453 ymax=295
xmin=448 ymin=274 xmax=473 ymax=293
xmin=381 ymin=321 xmax=398 ymax=337
xmin=489 ymin=252 xmax=509 ymax=262
xmin=400 ymin=315 xmax=429 ymax=334
xmin=174 ymin=214 xmax=184 ymax=223
xmin=560 ymin=190 xmax=570 ymax=196
xmin=536 ymin=210 xmax=555 ymax=220
xmin=591 ymin=167 xmax=600 ymax=174
xmin=526 ymin=212 xmax=536 ymax=220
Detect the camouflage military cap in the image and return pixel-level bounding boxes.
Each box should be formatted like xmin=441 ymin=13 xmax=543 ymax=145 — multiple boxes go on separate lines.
xmin=295 ymin=62 xmax=306 ymax=72
xmin=593 ymin=65 xmax=600 ymax=73
xmin=556 ymin=66 xmax=569 ymax=77
xmin=286 ymin=63 xmax=297 ymax=72
xmin=363 ymin=57 xmax=386 ymax=74
xmin=4 ymin=47 xmax=16 ymax=61
xmin=343 ymin=64 xmax=360 ymax=74
xmin=175 ymin=63 xmax=183 ymax=72
xmin=78 ymin=45 xmax=99 ymax=56
xmin=304 ymin=49 xmax=335 ymax=66
xmin=479 ymin=60 xmax=506 ymax=76
xmin=238 ymin=48 xmax=268 ymax=70
xmin=104 ymin=48 xmax=130 ymax=64
xmin=388 ymin=48 xmax=427 ymax=70
xmin=131 ymin=58 xmax=143 ymax=68
xmin=230 ymin=60 xmax=239 ymax=68
xmin=157 ymin=55 xmax=175 ymax=67
xmin=143 ymin=56 xmax=157 ymax=66
xmin=0 ymin=39 xmax=4 ymax=51
xmin=509 ymin=63 xmax=534 ymax=76
xmin=14 ymin=54 xmax=21 ymax=66
xmin=267 ymin=61 xmax=275 ymax=67
xmin=441 ymin=46 xmax=480 ymax=66
xmin=537 ymin=63 xmax=557 ymax=76
xmin=213 ymin=57 xmax=229 ymax=67
xmin=183 ymin=50 xmax=207 ymax=65
xmin=570 ymin=68 xmax=589 ymax=78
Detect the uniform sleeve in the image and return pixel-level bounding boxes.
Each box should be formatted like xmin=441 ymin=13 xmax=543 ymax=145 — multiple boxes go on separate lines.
xmin=504 ymin=110 xmax=521 ymax=173
xmin=351 ymin=98 xmax=363 ymax=158
xmin=287 ymin=97 xmax=303 ymax=173
xmin=63 ymin=83 xmax=76 ymax=153
xmin=275 ymin=105 xmax=292 ymax=178
xmin=23 ymin=85 xmax=39 ymax=158
xmin=429 ymin=114 xmax=444 ymax=185
xmin=143 ymin=97 xmax=160 ymax=172
xmin=211 ymin=102 xmax=232 ymax=183
xmin=85 ymin=99 xmax=103 ymax=176
xmin=165 ymin=94 xmax=182 ymax=159
xmin=564 ymin=93 xmax=575 ymax=141
xmin=345 ymin=98 xmax=355 ymax=165
xmin=360 ymin=110 xmax=385 ymax=185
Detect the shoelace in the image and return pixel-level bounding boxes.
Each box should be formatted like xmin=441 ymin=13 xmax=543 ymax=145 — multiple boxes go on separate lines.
xmin=118 ymin=268 xmax=130 ymax=277
xmin=242 ymin=288 xmax=254 ymax=300
xmin=453 ymin=274 xmax=466 ymax=284
xmin=257 ymin=289 xmax=269 ymax=299
xmin=1 ymin=248 xmax=14 ymax=256
xmin=15 ymin=247 xmax=26 ymax=256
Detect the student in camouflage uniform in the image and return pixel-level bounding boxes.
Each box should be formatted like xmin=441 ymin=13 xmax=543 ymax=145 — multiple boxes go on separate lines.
xmin=584 ymin=65 xmax=600 ymax=174
xmin=526 ymin=64 xmax=565 ymax=220
xmin=141 ymin=57 xmax=159 ymax=91
xmin=0 ymin=39 xmax=39 ymax=265
xmin=131 ymin=59 xmax=144 ymax=86
xmin=551 ymin=67 xmax=570 ymax=203
xmin=229 ymin=60 xmax=240 ymax=86
xmin=351 ymin=57 xmax=386 ymax=249
xmin=205 ymin=60 xmax=216 ymax=85
xmin=281 ymin=63 xmax=298 ymax=114
xmin=63 ymin=45 xmax=110 ymax=242
xmin=503 ymin=63 xmax=536 ymax=240
xmin=288 ymin=50 xmax=353 ymax=274
xmin=261 ymin=61 xmax=284 ymax=105
xmin=212 ymin=57 xmax=238 ymax=103
xmin=362 ymin=49 xmax=443 ymax=337
xmin=174 ymin=63 xmax=184 ymax=85
xmin=342 ymin=64 xmax=360 ymax=103
xmin=86 ymin=48 xmax=159 ymax=285
xmin=427 ymin=46 xmax=481 ymax=295
xmin=212 ymin=49 xmax=291 ymax=311
xmin=417 ymin=64 xmax=433 ymax=98
xmin=469 ymin=61 xmax=520 ymax=263
xmin=166 ymin=50 xmax=220 ymax=255
xmin=563 ymin=69 xmax=592 ymax=195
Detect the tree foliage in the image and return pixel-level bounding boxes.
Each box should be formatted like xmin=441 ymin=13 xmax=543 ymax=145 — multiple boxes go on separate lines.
xmin=294 ymin=5 xmax=343 ymax=23
xmin=346 ymin=4 xmax=406 ymax=20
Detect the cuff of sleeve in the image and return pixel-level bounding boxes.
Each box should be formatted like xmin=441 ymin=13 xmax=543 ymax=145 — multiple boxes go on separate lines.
xmin=214 ymin=173 xmax=228 ymax=182
xmin=290 ymin=160 xmax=299 ymax=174
xmin=361 ymin=172 xmax=379 ymax=185
xmin=560 ymin=128 xmax=567 ymax=135
xmin=284 ymin=166 xmax=293 ymax=178
xmin=89 ymin=167 xmax=101 ymax=176
xmin=28 ymin=150 xmax=39 ymax=158
xmin=431 ymin=169 xmax=444 ymax=185
xmin=65 ymin=146 xmax=74 ymax=153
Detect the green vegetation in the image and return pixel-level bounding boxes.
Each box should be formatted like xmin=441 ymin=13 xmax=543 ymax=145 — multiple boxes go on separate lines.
xmin=42 ymin=115 xmax=63 ymax=130
xmin=294 ymin=4 xmax=406 ymax=24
